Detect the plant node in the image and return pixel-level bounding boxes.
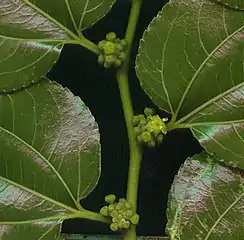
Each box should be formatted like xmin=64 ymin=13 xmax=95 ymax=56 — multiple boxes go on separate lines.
xmin=97 ymin=32 xmax=128 ymax=69
xmin=100 ymin=194 xmax=140 ymax=231
xmin=132 ymin=107 xmax=168 ymax=147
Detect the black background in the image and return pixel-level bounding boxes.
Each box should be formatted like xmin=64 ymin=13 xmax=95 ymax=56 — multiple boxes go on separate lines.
xmin=48 ymin=0 xmax=202 ymax=237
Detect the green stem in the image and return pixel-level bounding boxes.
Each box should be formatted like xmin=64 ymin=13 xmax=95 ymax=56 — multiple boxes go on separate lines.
xmin=116 ymin=0 xmax=142 ymax=240
xmin=78 ymin=34 xmax=100 ymax=55
xmin=67 ymin=209 xmax=110 ymax=224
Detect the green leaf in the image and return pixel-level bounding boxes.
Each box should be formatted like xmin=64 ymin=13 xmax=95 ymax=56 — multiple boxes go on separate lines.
xmin=166 ymin=151 xmax=244 ymax=240
xmin=0 ymin=0 xmax=115 ymax=92
xmin=214 ymin=0 xmax=244 ymax=10
xmin=135 ymin=0 xmax=244 ymax=169
xmin=29 ymin=0 xmax=116 ymax=33
xmin=0 ymin=79 xmax=101 ymax=239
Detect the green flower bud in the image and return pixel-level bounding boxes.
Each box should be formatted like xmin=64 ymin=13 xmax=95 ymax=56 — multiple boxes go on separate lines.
xmin=105 ymin=194 xmax=116 ymax=204
xmin=132 ymin=115 xmax=140 ymax=126
xmin=120 ymin=39 xmax=128 ymax=49
xmin=141 ymin=131 xmax=152 ymax=143
xmin=106 ymin=32 xmax=117 ymax=42
xmin=156 ymin=133 xmax=164 ymax=144
xmin=124 ymin=201 xmax=133 ymax=210
xmin=133 ymin=126 xmax=141 ymax=135
xmin=138 ymin=114 xmax=146 ymax=121
xmin=110 ymin=223 xmax=118 ymax=231
xmin=140 ymin=119 xmax=147 ymax=126
xmin=115 ymin=43 xmax=123 ymax=52
xmin=110 ymin=210 xmax=117 ymax=218
xmin=147 ymin=140 xmax=156 ymax=148
xmin=119 ymin=198 xmax=127 ymax=203
xmin=144 ymin=107 xmax=155 ymax=116
xmin=118 ymin=52 xmax=127 ymax=61
xmin=112 ymin=216 xmax=118 ymax=223
xmin=100 ymin=206 xmax=108 ymax=216
xmin=146 ymin=115 xmax=168 ymax=134
xmin=124 ymin=210 xmax=133 ymax=219
xmin=118 ymin=219 xmax=126 ymax=229
xmin=108 ymin=203 xmax=115 ymax=212
xmin=104 ymin=41 xmax=116 ymax=55
xmin=152 ymin=130 xmax=161 ymax=138
xmin=117 ymin=214 xmax=123 ymax=220
xmin=130 ymin=213 xmax=140 ymax=225
xmin=123 ymin=220 xmax=130 ymax=228
xmin=98 ymin=40 xmax=106 ymax=50
xmin=116 ymin=202 xmax=123 ymax=210
xmin=105 ymin=55 xmax=116 ymax=64
xmin=118 ymin=209 xmax=124 ymax=214
xmin=98 ymin=55 xmax=105 ymax=65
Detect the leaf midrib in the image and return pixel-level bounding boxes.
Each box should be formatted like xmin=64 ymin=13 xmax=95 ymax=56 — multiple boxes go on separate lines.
xmin=174 ymin=23 xmax=244 ymax=120
xmin=204 ymin=192 xmax=244 ymax=240
xmin=174 ymin=82 xmax=244 ymax=127
xmin=22 ymin=0 xmax=78 ymax=40
xmin=0 ymin=175 xmax=77 ymax=214
xmin=0 ymin=126 xmax=78 ymax=207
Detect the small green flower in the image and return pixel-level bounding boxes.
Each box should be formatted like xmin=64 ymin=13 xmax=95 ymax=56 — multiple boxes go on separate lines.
xmin=106 ymin=32 xmax=117 ymax=41
xmin=110 ymin=222 xmax=118 ymax=231
xmin=100 ymin=206 xmax=108 ymax=216
xmin=103 ymin=41 xmax=116 ymax=55
xmin=108 ymin=203 xmax=115 ymax=212
xmin=98 ymin=40 xmax=106 ymax=50
xmin=123 ymin=220 xmax=130 ymax=228
xmin=124 ymin=201 xmax=133 ymax=210
xmin=120 ymin=39 xmax=128 ymax=49
xmin=130 ymin=213 xmax=140 ymax=225
xmin=105 ymin=194 xmax=116 ymax=204
xmin=146 ymin=115 xmax=168 ymax=134
xmin=132 ymin=115 xmax=140 ymax=126
xmin=110 ymin=210 xmax=117 ymax=218
xmin=144 ymin=107 xmax=155 ymax=116
xmin=98 ymin=55 xmax=105 ymax=65
xmin=118 ymin=52 xmax=127 ymax=61
xmin=141 ymin=131 xmax=153 ymax=143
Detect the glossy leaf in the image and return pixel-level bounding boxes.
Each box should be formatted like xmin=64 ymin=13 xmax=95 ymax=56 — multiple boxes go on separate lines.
xmin=29 ymin=0 xmax=116 ymax=33
xmin=136 ymin=0 xmax=244 ymax=169
xmin=0 ymin=79 xmax=101 ymax=239
xmin=166 ymin=151 xmax=244 ymax=240
xmin=0 ymin=0 xmax=115 ymax=92
xmin=214 ymin=0 xmax=244 ymax=10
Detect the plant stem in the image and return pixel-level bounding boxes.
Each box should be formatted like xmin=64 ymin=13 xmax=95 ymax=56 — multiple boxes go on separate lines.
xmin=78 ymin=34 xmax=100 ymax=55
xmin=116 ymin=0 xmax=142 ymax=240
xmin=67 ymin=209 xmax=110 ymax=224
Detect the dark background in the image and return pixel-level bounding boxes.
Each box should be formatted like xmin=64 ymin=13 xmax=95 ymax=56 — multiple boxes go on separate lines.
xmin=48 ymin=0 xmax=202 ymax=237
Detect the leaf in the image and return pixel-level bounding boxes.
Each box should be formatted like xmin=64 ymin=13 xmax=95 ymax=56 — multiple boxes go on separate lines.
xmin=135 ymin=0 xmax=244 ymax=169
xmin=62 ymin=235 xmax=170 ymax=239
xmin=0 ymin=0 xmax=115 ymax=92
xmin=166 ymin=151 xmax=244 ymax=240
xmin=0 ymin=79 xmax=101 ymax=239
xmin=214 ymin=0 xmax=244 ymax=10
xmin=29 ymin=0 xmax=116 ymax=33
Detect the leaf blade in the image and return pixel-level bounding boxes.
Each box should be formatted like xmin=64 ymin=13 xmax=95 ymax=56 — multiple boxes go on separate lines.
xmin=166 ymin=151 xmax=244 ymax=240
xmin=136 ymin=0 xmax=244 ymax=169
xmin=0 ymin=79 xmax=101 ymax=208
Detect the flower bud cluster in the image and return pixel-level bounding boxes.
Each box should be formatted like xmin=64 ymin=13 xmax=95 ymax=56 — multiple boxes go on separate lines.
xmin=132 ymin=108 xmax=168 ymax=147
xmin=100 ymin=194 xmax=140 ymax=231
xmin=97 ymin=32 xmax=128 ymax=68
